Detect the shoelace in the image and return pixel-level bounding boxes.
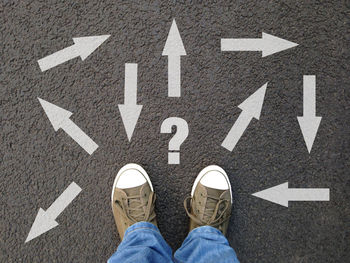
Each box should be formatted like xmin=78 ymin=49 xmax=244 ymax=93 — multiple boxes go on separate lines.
xmin=117 ymin=192 xmax=156 ymax=223
xmin=184 ymin=195 xmax=230 ymax=228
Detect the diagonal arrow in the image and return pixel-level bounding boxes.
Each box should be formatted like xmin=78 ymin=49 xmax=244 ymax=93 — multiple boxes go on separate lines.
xmin=38 ymin=35 xmax=110 ymax=72
xmin=297 ymin=75 xmax=322 ymax=153
xmin=162 ymin=19 xmax=186 ymax=97
xmin=221 ymin=83 xmax=268 ymax=151
xmin=25 ymin=182 xmax=82 ymax=242
xmin=221 ymin=32 xmax=298 ymax=57
xmin=252 ymin=182 xmax=330 ymax=207
xmin=118 ymin=63 xmax=143 ymax=141
xmin=38 ymin=98 xmax=98 ymax=155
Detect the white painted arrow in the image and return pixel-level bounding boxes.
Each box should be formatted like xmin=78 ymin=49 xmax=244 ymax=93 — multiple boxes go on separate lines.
xmin=118 ymin=63 xmax=143 ymax=141
xmin=38 ymin=35 xmax=110 ymax=72
xmin=221 ymin=83 xmax=267 ymax=151
xmin=297 ymin=75 xmax=322 ymax=153
xmin=252 ymin=182 xmax=330 ymax=207
xmin=25 ymin=182 xmax=82 ymax=242
xmin=162 ymin=19 xmax=186 ymax=97
xmin=221 ymin=32 xmax=298 ymax=57
xmin=38 ymin=98 xmax=98 ymax=155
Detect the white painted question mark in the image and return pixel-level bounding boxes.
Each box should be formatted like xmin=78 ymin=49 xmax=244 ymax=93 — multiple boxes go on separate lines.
xmin=160 ymin=117 xmax=189 ymax=164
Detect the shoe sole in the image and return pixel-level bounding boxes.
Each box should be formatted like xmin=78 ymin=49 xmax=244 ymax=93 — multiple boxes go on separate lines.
xmin=191 ymin=165 xmax=233 ymax=203
xmin=111 ymin=163 xmax=154 ymax=202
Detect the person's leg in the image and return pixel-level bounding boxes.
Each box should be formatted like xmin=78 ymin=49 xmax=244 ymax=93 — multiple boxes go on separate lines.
xmin=174 ymin=165 xmax=240 ymax=263
xmin=174 ymin=226 xmax=239 ymax=263
xmin=108 ymin=164 xmax=173 ymax=263
xmin=108 ymin=221 xmax=173 ymax=263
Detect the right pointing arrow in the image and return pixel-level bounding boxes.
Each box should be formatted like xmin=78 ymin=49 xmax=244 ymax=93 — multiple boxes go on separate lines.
xmin=297 ymin=75 xmax=322 ymax=153
xmin=26 ymin=182 xmax=82 ymax=242
xmin=118 ymin=63 xmax=143 ymax=142
xmin=252 ymin=182 xmax=330 ymax=207
xmin=221 ymin=83 xmax=267 ymax=151
xmin=221 ymin=32 xmax=298 ymax=57
xmin=38 ymin=35 xmax=110 ymax=72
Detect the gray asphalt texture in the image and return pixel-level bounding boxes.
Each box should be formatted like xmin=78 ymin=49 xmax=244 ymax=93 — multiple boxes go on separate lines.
xmin=1 ymin=1 xmax=349 ymax=262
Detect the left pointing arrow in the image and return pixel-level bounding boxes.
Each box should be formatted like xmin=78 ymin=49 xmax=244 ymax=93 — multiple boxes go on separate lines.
xmin=252 ymin=182 xmax=330 ymax=207
xmin=25 ymin=182 xmax=82 ymax=243
xmin=37 ymin=35 xmax=110 ymax=72
xmin=38 ymin=98 xmax=98 ymax=155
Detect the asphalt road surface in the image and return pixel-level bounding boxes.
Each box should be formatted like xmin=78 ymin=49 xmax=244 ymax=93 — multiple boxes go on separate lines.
xmin=1 ymin=1 xmax=349 ymax=262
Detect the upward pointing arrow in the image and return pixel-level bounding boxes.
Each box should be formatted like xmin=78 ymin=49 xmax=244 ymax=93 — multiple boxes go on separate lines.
xmin=38 ymin=98 xmax=98 ymax=155
xmin=252 ymin=182 xmax=330 ymax=207
xmin=297 ymin=75 xmax=322 ymax=153
xmin=25 ymin=182 xmax=82 ymax=242
xmin=118 ymin=63 xmax=143 ymax=141
xmin=221 ymin=32 xmax=298 ymax=57
xmin=38 ymin=35 xmax=110 ymax=72
xmin=162 ymin=19 xmax=186 ymax=97
xmin=221 ymin=83 xmax=268 ymax=151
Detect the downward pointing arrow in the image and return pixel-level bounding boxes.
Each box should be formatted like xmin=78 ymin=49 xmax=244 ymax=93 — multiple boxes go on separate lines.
xmin=118 ymin=63 xmax=143 ymax=141
xmin=25 ymin=182 xmax=82 ymax=242
xmin=252 ymin=182 xmax=330 ymax=207
xmin=162 ymin=19 xmax=187 ymax=97
xmin=221 ymin=83 xmax=267 ymax=151
xmin=38 ymin=98 xmax=98 ymax=155
xmin=297 ymin=75 xmax=322 ymax=153
xmin=38 ymin=35 xmax=110 ymax=72
xmin=221 ymin=32 xmax=298 ymax=57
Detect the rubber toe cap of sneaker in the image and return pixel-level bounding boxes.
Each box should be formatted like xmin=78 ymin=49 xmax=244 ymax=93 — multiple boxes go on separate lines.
xmin=200 ymin=170 xmax=229 ymax=190
xmin=116 ymin=169 xmax=147 ymax=189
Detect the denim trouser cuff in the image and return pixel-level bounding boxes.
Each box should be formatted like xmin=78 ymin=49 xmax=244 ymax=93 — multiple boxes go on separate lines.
xmin=123 ymin=221 xmax=160 ymax=239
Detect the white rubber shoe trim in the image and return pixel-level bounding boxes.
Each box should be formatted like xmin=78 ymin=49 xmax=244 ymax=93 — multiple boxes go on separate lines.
xmin=111 ymin=163 xmax=153 ymax=202
xmin=116 ymin=170 xmax=147 ymax=189
xmin=191 ymin=165 xmax=233 ymax=203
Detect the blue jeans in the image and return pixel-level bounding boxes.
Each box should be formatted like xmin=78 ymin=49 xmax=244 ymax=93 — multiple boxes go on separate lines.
xmin=108 ymin=222 xmax=240 ymax=263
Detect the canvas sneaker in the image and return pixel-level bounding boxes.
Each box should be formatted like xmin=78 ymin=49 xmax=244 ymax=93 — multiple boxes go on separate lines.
xmin=111 ymin=163 xmax=157 ymax=240
xmin=184 ymin=165 xmax=232 ymax=235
